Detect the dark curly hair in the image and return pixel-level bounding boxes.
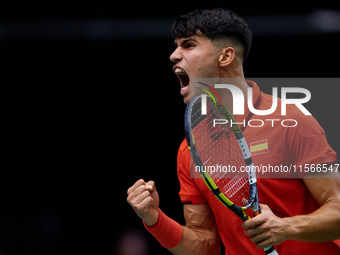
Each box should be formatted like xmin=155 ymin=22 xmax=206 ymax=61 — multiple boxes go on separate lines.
xmin=171 ymin=8 xmax=252 ymax=60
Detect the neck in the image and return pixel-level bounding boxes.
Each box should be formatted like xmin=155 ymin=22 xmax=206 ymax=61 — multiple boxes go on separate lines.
xmin=216 ymin=65 xmax=249 ymax=116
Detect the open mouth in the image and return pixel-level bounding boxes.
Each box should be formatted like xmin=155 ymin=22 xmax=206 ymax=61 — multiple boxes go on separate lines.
xmin=174 ymin=67 xmax=190 ymax=95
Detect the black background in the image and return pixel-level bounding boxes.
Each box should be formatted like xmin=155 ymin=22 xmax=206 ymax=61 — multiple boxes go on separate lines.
xmin=1 ymin=3 xmax=340 ymax=255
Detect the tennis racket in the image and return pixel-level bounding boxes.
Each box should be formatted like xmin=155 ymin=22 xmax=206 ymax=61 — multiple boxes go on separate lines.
xmin=184 ymin=94 xmax=278 ymax=255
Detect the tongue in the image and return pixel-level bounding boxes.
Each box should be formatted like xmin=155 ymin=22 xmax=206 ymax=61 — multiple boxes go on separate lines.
xmin=181 ymin=75 xmax=189 ymax=88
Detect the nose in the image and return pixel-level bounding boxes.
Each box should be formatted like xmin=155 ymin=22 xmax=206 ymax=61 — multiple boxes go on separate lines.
xmin=170 ymin=47 xmax=182 ymax=63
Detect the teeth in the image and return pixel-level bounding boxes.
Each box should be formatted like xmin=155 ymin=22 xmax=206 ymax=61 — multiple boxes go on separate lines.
xmin=175 ymin=68 xmax=187 ymax=75
xmin=181 ymin=85 xmax=189 ymax=91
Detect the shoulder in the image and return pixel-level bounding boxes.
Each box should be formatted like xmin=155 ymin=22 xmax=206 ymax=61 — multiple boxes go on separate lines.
xmin=177 ymin=138 xmax=190 ymax=172
xmin=178 ymin=138 xmax=188 ymax=153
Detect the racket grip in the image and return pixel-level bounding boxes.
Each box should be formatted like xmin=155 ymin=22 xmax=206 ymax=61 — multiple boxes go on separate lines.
xmin=264 ymin=246 xmax=279 ymax=255
xmin=255 ymin=208 xmax=279 ymax=254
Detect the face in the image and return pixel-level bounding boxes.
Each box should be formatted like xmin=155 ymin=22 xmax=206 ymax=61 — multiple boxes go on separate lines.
xmin=170 ymin=35 xmax=221 ymax=104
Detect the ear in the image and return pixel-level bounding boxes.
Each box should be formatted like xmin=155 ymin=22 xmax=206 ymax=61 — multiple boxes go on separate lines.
xmin=218 ymin=47 xmax=235 ymax=67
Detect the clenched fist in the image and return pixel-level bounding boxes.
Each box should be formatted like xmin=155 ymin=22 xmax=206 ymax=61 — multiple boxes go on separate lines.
xmin=127 ymin=179 xmax=160 ymax=226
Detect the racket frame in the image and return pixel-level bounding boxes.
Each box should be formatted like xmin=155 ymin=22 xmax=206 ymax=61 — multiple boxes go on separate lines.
xmin=185 ymin=94 xmax=278 ymax=255
xmin=185 ymin=95 xmax=260 ymax=221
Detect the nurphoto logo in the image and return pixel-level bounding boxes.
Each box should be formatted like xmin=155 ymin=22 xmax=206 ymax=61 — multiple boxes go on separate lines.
xmin=195 ymin=79 xmax=312 ymax=128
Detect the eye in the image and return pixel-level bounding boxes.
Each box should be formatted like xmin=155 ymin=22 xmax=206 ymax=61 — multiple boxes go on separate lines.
xmin=183 ymin=42 xmax=195 ymax=49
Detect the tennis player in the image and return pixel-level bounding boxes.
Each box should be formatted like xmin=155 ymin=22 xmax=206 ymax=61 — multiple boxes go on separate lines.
xmin=127 ymin=8 xmax=340 ymax=254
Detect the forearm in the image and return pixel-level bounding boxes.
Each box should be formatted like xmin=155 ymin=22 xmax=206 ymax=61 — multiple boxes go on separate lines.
xmin=127 ymin=180 xmax=220 ymax=254
xmin=285 ymin=200 xmax=340 ymax=242
xmin=168 ymin=225 xmax=220 ymax=255
xmin=144 ymin=208 xmax=220 ymax=255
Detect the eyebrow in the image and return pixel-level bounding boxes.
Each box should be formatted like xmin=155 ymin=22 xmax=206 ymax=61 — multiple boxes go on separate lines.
xmin=174 ymin=37 xmax=198 ymax=47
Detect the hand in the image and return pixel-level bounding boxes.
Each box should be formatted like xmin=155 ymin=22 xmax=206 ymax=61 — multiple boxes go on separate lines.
xmin=127 ymin=179 xmax=160 ymax=226
xmin=241 ymin=204 xmax=288 ymax=248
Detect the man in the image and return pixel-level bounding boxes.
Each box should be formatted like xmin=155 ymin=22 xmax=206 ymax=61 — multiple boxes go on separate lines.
xmin=127 ymin=8 xmax=340 ymax=254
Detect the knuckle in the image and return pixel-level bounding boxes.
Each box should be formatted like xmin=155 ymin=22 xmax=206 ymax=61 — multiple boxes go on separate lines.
xmin=127 ymin=187 xmax=132 ymax=195
xmin=127 ymin=194 xmax=134 ymax=204
xmin=127 ymin=197 xmax=135 ymax=206
xmin=137 ymin=179 xmax=145 ymax=185
xmin=143 ymin=190 xmax=151 ymax=196
xmin=263 ymin=221 xmax=272 ymax=230
xmin=136 ymin=203 xmax=147 ymax=212
xmin=144 ymin=196 xmax=154 ymax=206
xmin=147 ymin=180 xmax=155 ymax=186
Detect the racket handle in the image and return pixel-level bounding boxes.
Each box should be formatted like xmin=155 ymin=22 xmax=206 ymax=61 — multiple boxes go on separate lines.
xmin=264 ymin=246 xmax=279 ymax=255
xmin=253 ymin=200 xmax=279 ymax=254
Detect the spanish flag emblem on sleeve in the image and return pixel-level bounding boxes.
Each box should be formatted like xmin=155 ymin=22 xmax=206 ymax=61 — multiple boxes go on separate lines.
xmin=250 ymin=139 xmax=269 ymax=156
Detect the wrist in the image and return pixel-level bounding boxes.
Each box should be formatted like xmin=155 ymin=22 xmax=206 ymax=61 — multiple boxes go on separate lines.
xmin=143 ymin=208 xmax=183 ymax=249
xmin=282 ymin=216 xmax=299 ymax=241
xmin=144 ymin=208 xmax=160 ymax=227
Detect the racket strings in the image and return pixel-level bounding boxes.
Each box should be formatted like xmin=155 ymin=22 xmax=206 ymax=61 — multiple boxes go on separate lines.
xmin=191 ymin=100 xmax=250 ymax=207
